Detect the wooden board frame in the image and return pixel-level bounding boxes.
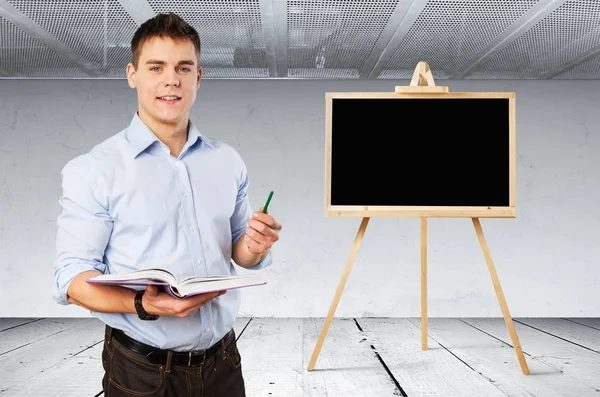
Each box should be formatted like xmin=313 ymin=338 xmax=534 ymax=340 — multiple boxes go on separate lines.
xmin=324 ymin=91 xmax=516 ymax=219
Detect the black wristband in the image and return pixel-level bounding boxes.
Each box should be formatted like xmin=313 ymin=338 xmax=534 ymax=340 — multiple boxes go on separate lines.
xmin=134 ymin=290 xmax=159 ymax=321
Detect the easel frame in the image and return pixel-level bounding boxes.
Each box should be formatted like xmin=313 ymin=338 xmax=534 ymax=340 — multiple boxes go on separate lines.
xmin=308 ymin=61 xmax=530 ymax=375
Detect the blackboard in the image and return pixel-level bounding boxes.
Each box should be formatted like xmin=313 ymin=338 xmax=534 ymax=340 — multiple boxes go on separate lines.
xmin=324 ymin=92 xmax=516 ymax=218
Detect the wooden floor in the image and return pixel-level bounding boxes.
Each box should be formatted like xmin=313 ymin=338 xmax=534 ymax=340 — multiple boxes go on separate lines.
xmin=0 ymin=317 xmax=599 ymax=396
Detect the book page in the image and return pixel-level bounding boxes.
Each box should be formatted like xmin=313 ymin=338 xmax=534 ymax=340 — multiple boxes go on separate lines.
xmin=176 ymin=274 xmax=266 ymax=297
xmin=179 ymin=274 xmax=262 ymax=286
xmin=89 ymin=268 xmax=178 ymax=286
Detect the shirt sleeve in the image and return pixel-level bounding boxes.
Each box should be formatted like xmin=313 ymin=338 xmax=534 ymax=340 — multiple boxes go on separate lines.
xmin=53 ymin=155 xmax=114 ymax=305
xmin=230 ymin=154 xmax=273 ymax=271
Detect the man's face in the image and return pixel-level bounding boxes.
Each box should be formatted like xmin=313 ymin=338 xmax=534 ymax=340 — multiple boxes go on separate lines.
xmin=126 ymin=36 xmax=201 ymax=127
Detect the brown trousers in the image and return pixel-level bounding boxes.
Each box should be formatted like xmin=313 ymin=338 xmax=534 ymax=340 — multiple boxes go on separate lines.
xmin=101 ymin=326 xmax=245 ymax=397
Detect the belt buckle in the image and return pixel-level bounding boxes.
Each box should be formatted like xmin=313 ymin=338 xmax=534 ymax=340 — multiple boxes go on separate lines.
xmin=187 ymin=350 xmax=206 ymax=366
xmin=145 ymin=351 xmax=163 ymax=365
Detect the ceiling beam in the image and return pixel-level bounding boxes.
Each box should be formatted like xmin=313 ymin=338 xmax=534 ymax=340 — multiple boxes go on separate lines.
xmin=259 ymin=0 xmax=287 ymax=77
xmin=449 ymin=0 xmax=568 ymax=79
xmin=362 ymin=0 xmax=429 ymax=80
xmin=540 ymin=38 xmax=600 ymax=79
xmin=116 ymin=0 xmax=155 ymax=26
xmin=0 ymin=0 xmax=102 ymax=77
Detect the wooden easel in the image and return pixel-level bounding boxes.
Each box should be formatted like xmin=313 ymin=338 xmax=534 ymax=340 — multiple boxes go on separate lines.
xmin=307 ymin=61 xmax=530 ymax=375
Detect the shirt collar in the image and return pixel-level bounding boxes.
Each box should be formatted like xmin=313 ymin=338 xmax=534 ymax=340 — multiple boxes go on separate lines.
xmin=126 ymin=113 xmax=214 ymax=158
xmin=187 ymin=118 xmax=214 ymax=150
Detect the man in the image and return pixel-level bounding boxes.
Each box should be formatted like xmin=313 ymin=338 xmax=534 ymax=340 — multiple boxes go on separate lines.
xmin=52 ymin=12 xmax=281 ymax=397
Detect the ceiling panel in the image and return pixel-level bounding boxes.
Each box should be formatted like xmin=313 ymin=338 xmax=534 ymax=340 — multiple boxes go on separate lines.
xmin=554 ymin=52 xmax=600 ymax=79
xmin=0 ymin=0 xmax=598 ymax=80
xmin=0 ymin=15 xmax=88 ymax=77
xmin=378 ymin=0 xmax=540 ymax=80
xmin=287 ymin=0 xmax=398 ymax=79
xmin=465 ymin=0 xmax=600 ymax=79
xmin=6 ymin=0 xmax=137 ymax=77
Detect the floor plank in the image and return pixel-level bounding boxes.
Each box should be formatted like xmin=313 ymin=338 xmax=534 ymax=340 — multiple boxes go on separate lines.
xmin=0 ymin=318 xmax=104 ymax=392
xmin=359 ymin=318 xmax=507 ymax=397
xmin=236 ymin=317 xmax=304 ymax=397
xmin=419 ymin=318 xmax=597 ymax=397
xmin=0 ymin=319 xmax=41 ymax=333
xmin=303 ymin=318 xmax=400 ymax=397
xmin=465 ymin=318 xmax=600 ymax=391
xmin=0 ymin=342 xmax=104 ymax=396
xmin=516 ymin=318 xmax=600 ymax=353
xmin=0 ymin=318 xmax=89 ymax=356
xmin=562 ymin=318 xmax=600 ymax=331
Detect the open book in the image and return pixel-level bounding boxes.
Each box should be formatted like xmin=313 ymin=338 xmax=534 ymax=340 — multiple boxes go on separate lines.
xmin=86 ymin=269 xmax=266 ymax=299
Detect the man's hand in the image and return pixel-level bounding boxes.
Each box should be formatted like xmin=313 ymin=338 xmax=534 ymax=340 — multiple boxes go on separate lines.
xmin=244 ymin=209 xmax=282 ymax=255
xmin=142 ymin=285 xmax=226 ymax=318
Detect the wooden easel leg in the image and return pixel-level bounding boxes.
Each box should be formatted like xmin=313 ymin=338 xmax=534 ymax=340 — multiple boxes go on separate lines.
xmin=421 ymin=217 xmax=428 ymax=350
xmin=472 ymin=218 xmax=530 ymax=375
xmin=307 ymin=217 xmax=370 ymax=371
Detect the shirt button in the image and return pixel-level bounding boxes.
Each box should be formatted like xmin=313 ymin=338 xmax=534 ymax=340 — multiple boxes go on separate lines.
xmin=196 ymin=259 xmax=201 ymax=265
xmin=189 ymin=226 xmax=194 ymax=232
xmin=175 ymin=161 xmax=180 ymax=167
xmin=205 ymin=328 xmax=210 ymax=333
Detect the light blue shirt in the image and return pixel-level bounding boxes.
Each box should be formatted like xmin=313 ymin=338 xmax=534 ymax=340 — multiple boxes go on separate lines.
xmin=53 ymin=113 xmax=271 ymax=351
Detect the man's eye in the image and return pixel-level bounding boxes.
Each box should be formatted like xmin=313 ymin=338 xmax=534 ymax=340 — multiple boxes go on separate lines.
xmin=150 ymin=66 xmax=161 ymax=71
xmin=179 ymin=67 xmax=190 ymax=72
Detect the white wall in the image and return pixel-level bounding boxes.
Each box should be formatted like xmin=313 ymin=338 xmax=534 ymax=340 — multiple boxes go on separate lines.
xmin=1 ymin=78 xmax=599 ymax=318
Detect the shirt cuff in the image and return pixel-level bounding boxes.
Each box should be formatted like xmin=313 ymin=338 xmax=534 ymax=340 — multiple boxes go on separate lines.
xmin=248 ymin=249 xmax=273 ymax=270
xmin=53 ymin=261 xmax=107 ymax=305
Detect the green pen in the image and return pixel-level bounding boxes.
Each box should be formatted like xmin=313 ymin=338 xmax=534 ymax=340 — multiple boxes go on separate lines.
xmin=262 ymin=190 xmax=274 ymax=213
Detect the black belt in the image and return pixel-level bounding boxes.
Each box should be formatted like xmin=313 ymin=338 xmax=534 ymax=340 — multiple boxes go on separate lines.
xmin=109 ymin=326 xmax=233 ymax=367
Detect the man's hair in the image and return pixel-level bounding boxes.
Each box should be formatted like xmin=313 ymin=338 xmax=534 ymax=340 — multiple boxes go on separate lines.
xmin=130 ymin=13 xmax=201 ymax=68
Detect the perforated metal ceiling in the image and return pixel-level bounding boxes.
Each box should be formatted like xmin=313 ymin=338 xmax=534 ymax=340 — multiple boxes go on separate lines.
xmin=0 ymin=0 xmax=598 ymax=79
